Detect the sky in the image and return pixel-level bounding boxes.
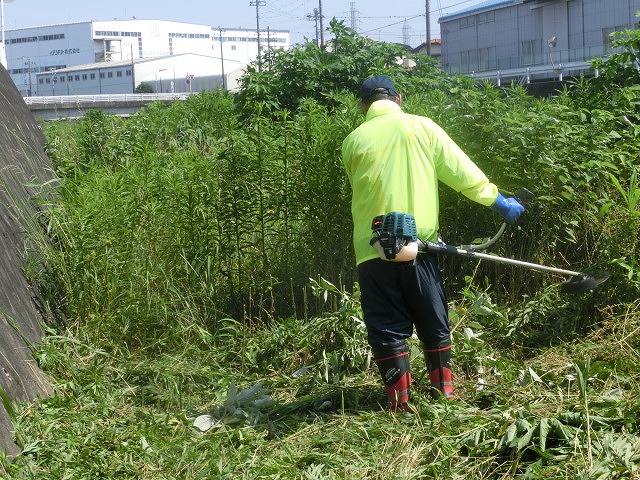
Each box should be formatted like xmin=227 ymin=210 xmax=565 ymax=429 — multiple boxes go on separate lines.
xmin=1 ymin=0 xmax=486 ymax=47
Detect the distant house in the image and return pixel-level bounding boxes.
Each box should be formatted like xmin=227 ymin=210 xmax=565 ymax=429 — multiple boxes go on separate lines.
xmin=438 ymin=0 xmax=640 ymax=85
xmin=412 ymin=39 xmax=442 ymax=61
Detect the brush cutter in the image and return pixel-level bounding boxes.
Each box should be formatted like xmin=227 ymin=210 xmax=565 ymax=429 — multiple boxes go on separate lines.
xmin=371 ymin=188 xmax=610 ymax=294
xmin=418 ymin=239 xmax=610 ymax=294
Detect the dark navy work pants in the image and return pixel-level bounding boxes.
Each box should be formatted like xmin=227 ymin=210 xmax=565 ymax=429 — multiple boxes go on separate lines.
xmin=357 ymin=253 xmax=450 ymax=349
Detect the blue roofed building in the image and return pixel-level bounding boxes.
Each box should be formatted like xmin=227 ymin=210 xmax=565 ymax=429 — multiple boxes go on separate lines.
xmin=438 ymin=0 xmax=640 ymax=88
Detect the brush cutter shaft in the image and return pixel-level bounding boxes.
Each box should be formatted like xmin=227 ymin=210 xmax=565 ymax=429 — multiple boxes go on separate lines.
xmin=421 ymin=241 xmax=582 ymax=277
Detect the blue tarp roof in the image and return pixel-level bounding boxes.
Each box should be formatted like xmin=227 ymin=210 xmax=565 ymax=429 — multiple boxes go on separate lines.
xmin=439 ymin=0 xmax=515 ymax=22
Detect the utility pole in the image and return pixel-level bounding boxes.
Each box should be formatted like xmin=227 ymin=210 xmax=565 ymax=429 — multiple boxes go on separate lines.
xmin=130 ymin=44 xmax=136 ymax=93
xmin=0 ymin=0 xmax=12 ymax=67
xmin=425 ymin=0 xmax=431 ymax=56
xmin=23 ymin=57 xmax=34 ymax=96
xmin=250 ymin=0 xmax=266 ymax=71
xmin=50 ymin=70 xmax=57 ymax=96
xmin=307 ymin=8 xmax=320 ymax=45
xmin=266 ymin=26 xmax=271 ymax=68
xmin=318 ymin=0 xmax=324 ymax=48
xmin=219 ymin=27 xmax=226 ymax=90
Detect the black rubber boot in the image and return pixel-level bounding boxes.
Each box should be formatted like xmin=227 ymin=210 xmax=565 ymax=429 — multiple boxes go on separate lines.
xmin=422 ymin=341 xmax=454 ymax=399
xmin=372 ymin=341 xmax=412 ymax=411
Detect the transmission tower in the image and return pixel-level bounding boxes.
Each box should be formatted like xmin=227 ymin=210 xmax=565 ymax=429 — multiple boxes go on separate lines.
xmin=349 ymin=2 xmax=359 ymax=31
xmin=403 ymin=19 xmax=410 ymax=45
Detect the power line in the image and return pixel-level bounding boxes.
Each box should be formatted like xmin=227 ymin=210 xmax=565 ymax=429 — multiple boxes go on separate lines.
xmin=261 ymin=0 xmax=308 ymax=20
xmin=359 ymin=13 xmax=424 ymax=35
xmin=357 ymin=15 xmax=426 ymax=19
xmin=444 ymin=0 xmax=479 ymax=9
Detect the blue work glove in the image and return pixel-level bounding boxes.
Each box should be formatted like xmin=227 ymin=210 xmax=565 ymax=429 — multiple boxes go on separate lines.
xmin=491 ymin=193 xmax=525 ymax=224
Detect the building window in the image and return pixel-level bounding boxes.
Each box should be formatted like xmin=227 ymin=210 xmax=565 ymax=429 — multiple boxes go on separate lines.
xmin=90 ymin=73 xmax=96 ymax=79
xmin=38 ymin=33 xmax=65 ymax=41
xmin=107 ymin=72 xmax=113 ymax=78
xmin=478 ymin=12 xmax=494 ymax=24
xmin=82 ymin=74 xmax=88 ymax=80
xmin=59 ymin=77 xmax=65 ymax=83
xmin=603 ymin=25 xmax=630 ymax=49
xmin=460 ymin=16 xmax=476 ymax=28
xmin=117 ymin=71 xmax=123 ymax=77
xmin=67 ymin=75 xmax=73 ymax=82
xmin=95 ymin=30 xmax=141 ymax=37
xmin=169 ymin=32 xmax=210 ymax=39
xmin=9 ymin=36 xmax=38 ymax=44
xmin=460 ymin=49 xmax=478 ymax=73
xmin=100 ymin=72 xmax=105 ymax=79
xmin=75 ymin=75 xmax=80 ymax=81
xmin=126 ymin=69 xmax=132 ymax=76
xmin=479 ymin=46 xmax=496 ymax=70
xmin=521 ymin=39 xmax=542 ymax=66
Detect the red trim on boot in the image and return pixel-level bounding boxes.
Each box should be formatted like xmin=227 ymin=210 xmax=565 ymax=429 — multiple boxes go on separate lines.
xmin=423 ymin=345 xmax=452 ymax=353
xmin=375 ymin=352 xmax=408 ymax=362
xmin=385 ymin=372 xmax=412 ymax=411
xmin=373 ymin=350 xmax=412 ymax=411
xmin=429 ymin=367 xmax=454 ymax=399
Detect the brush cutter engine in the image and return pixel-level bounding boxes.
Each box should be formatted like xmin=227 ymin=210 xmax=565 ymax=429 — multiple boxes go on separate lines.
xmin=370 ymin=212 xmax=419 ymax=261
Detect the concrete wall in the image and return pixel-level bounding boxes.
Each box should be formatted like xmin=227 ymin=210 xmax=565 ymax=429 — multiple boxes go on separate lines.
xmin=0 ymin=63 xmax=55 ymax=457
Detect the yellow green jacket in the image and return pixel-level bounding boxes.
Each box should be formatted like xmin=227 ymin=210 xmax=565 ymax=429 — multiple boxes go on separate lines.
xmin=342 ymin=100 xmax=498 ymax=265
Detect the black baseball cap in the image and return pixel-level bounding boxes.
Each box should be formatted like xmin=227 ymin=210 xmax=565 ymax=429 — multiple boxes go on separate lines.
xmin=358 ymin=75 xmax=398 ymax=102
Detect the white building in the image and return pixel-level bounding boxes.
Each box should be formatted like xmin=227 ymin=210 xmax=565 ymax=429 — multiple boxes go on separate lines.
xmin=35 ymin=53 xmax=246 ymax=95
xmin=4 ymin=19 xmax=289 ymax=96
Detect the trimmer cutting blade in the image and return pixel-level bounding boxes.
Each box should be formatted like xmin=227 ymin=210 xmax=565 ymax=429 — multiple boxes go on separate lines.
xmin=560 ymin=271 xmax=611 ymax=294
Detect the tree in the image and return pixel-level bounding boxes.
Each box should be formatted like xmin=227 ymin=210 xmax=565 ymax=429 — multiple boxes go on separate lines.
xmin=233 ymin=19 xmax=438 ymax=117
xmin=589 ymin=20 xmax=640 ymax=88
xmin=570 ymin=17 xmax=640 ymax=111
xmin=135 ymin=81 xmax=154 ymax=94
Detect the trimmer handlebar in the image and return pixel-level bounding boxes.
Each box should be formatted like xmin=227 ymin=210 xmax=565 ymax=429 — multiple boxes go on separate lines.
xmin=419 ymin=184 xmax=610 ymax=294
xmin=514 ymin=187 xmax=534 ymax=205
xmin=461 ymin=187 xmax=534 ymax=251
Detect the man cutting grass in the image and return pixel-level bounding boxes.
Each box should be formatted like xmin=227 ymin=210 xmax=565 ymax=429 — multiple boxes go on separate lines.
xmin=341 ymin=75 xmax=524 ymax=411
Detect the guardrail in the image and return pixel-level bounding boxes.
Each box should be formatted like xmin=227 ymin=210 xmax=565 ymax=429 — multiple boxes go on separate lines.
xmin=23 ymin=92 xmax=194 ymax=106
xmin=468 ymin=60 xmax=593 ymax=86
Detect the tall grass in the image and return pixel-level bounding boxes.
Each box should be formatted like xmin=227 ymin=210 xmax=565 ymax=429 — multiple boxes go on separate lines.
xmin=40 ymin=92 xmax=360 ymax=339
xmin=40 ymin=84 xmax=640 ymax=338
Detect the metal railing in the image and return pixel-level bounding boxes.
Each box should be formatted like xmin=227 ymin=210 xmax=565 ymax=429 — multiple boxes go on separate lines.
xmin=23 ymin=92 xmax=194 ymax=106
xmin=448 ymin=44 xmax=615 ymax=76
